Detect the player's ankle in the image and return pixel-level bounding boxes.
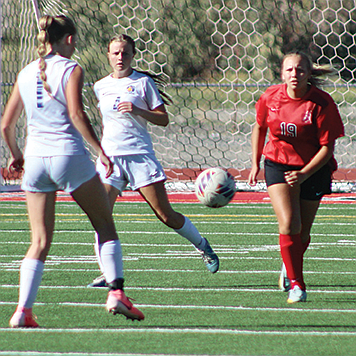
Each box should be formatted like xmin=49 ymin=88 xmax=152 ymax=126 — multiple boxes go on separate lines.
xmin=107 ymin=278 xmax=124 ymax=291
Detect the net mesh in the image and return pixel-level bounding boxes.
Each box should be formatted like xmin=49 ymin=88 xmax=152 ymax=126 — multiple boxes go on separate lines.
xmin=1 ymin=0 xmax=356 ymax=189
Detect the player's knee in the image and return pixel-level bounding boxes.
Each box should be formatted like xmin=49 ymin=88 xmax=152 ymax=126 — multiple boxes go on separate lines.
xmin=278 ymin=215 xmax=301 ymax=235
xmin=159 ymin=211 xmax=185 ymax=229
xmin=28 ymin=238 xmax=51 ymax=260
xmin=279 ymin=222 xmax=301 ymax=235
xmin=300 ymin=232 xmax=311 ymax=244
xmin=95 ymin=224 xmax=118 ymax=243
xmin=158 ymin=213 xmax=172 ymax=226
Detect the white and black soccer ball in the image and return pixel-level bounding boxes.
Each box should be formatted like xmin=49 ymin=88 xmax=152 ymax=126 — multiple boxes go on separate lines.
xmin=194 ymin=167 xmax=236 ymax=208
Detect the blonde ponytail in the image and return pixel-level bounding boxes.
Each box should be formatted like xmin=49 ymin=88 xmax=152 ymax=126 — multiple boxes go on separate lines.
xmin=37 ymin=16 xmax=53 ymax=96
xmin=36 ymin=15 xmax=77 ymax=97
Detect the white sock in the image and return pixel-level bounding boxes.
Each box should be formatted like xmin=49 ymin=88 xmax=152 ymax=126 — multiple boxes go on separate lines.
xmin=18 ymin=258 xmax=44 ymax=309
xmin=174 ymin=216 xmax=207 ymax=250
xmin=98 ymin=240 xmax=123 ymax=284
xmin=94 ymin=233 xmax=105 ymax=274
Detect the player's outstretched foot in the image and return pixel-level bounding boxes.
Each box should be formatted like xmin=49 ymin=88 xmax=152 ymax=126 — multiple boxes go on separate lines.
xmin=87 ymin=274 xmax=107 ymax=288
xmin=106 ymin=289 xmax=145 ymax=321
xmin=197 ymin=239 xmax=219 ymax=273
xmin=278 ymin=263 xmax=291 ymax=292
xmin=287 ymin=285 xmax=307 ymax=304
xmin=9 ymin=306 xmax=39 ymax=328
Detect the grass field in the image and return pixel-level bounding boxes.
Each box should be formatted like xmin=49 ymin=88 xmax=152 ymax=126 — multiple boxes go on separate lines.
xmin=0 ymin=193 xmax=355 ymax=356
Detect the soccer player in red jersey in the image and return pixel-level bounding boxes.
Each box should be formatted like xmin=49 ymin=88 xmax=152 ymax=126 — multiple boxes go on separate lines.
xmin=248 ymin=52 xmax=344 ymax=303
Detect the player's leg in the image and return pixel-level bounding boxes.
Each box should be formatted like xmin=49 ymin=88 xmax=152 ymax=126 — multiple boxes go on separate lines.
xmin=71 ymin=174 xmax=144 ymax=320
xmin=285 ymin=165 xmax=328 ymax=300
xmin=268 ymin=183 xmax=306 ymax=302
xmin=268 ymin=182 xmax=301 ymax=235
xmin=25 ymin=191 xmax=56 ymax=261
xmin=89 ymin=184 xmax=120 ymax=287
xmin=10 ymin=191 xmax=56 ymax=328
xmin=139 ymin=181 xmax=184 ymax=228
xmin=139 ymin=181 xmax=219 ymax=273
xmin=105 ymin=183 xmax=121 ymax=210
xmin=300 ymin=199 xmax=320 ymax=252
xmin=89 ymin=155 xmax=124 ymax=287
xmin=125 ymin=154 xmax=215 ymax=255
xmin=299 ymin=164 xmax=328 ymax=252
xmin=71 ymin=174 xmax=122 ymax=281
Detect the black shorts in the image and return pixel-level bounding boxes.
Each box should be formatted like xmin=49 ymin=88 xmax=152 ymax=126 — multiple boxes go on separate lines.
xmin=264 ymin=159 xmax=332 ymax=201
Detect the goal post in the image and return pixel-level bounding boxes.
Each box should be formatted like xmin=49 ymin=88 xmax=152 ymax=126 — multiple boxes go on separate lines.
xmin=1 ymin=0 xmax=355 ymax=192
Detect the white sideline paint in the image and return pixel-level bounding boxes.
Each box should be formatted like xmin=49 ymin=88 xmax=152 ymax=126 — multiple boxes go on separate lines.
xmin=0 ymin=238 xmax=355 ymax=248
xmin=0 ymin=300 xmax=355 ymax=313
xmin=0 ymin=255 xmax=356 ymax=265
xmin=0 ymin=254 xmax=355 ymax=264
xmin=1 ymin=284 xmax=356 ymax=294
xmin=0 ymin=327 xmax=356 ymax=337
xmin=1 ymin=220 xmax=356 ymax=226
xmin=1 ymin=265 xmax=356 ymax=275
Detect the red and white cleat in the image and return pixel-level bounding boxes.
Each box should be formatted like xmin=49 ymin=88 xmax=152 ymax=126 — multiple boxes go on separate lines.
xmin=9 ymin=306 xmax=39 ymax=328
xmin=106 ymin=289 xmax=144 ymax=321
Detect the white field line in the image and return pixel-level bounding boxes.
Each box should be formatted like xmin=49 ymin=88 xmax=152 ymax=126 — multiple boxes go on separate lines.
xmin=0 ymin=327 xmax=355 ymax=337
xmin=0 ymin=300 xmax=355 ymax=313
xmin=1 ymin=221 xmax=356 ymax=227
xmin=1 ymin=205 xmax=355 ymax=342
xmin=3 ymin=209 xmax=356 ymax=216
xmin=0 ymin=254 xmax=356 ymax=263
xmin=1 ymin=254 xmax=355 ymax=273
xmin=0 ymin=352 xmax=199 ymax=356
xmin=0 ymin=352 xmax=212 ymax=356
xmin=1 ymin=284 xmax=356 ymax=294
xmin=0 ymin=229 xmax=356 ymax=238
xmin=1 ymin=200 xmax=356 ymax=207
xmin=0 ymin=261 xmax=356 ymax=275
xmin=0 ymin=237 xmax=355 ymax=245
xmin=1 ymin=211 xmax=355 ymax=218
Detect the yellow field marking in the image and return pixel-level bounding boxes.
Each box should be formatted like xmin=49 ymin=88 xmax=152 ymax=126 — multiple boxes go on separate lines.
xmin=0 ymin=213 xmax=28 ymax=216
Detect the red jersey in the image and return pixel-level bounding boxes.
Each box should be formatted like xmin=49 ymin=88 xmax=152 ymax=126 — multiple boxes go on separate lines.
xmin=256 ymin=84 xmax=344 ymax=167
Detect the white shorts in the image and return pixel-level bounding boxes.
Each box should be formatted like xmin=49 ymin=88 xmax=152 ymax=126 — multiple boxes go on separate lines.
xmin=22 ymin=155 xmax=97 ymax=193
xmin=96 ymin=154 xmax=166 ymax=194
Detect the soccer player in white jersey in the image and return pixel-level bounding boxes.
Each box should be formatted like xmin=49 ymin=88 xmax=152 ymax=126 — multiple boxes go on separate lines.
xmin=88 ymin=34 xmax=219 ymax=287
xmin=1 ymin=15 xmax=144 ymax=327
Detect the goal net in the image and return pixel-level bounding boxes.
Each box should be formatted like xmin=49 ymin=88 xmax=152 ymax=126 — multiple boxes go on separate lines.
xmin=1 ymin=0 xmax=356 ymax=192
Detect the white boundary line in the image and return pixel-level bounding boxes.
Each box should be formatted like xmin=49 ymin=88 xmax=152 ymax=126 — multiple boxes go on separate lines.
xmin=0 ymin=254 xmax=355 ymax=262
xmin=1 ymin=220 xmax=356 ymax=226
xmin=0 ymin=352 xmax=217 ymax=356
xmin=1 ymin=284 xmax=356 ymax=294
xmin=0 ymin=229 xmax=355 ymax=238
xmin=0 ymin=326 xmax=355 ymax=336
xmin=0 ymin=300 xmax=356 ymax=314
xmin=0 ymin=353 xmax=215 ymax=356
xmin=1 ymin=266 xmax=356 ymax=275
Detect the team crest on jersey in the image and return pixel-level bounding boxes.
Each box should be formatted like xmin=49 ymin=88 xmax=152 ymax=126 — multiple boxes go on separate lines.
xmin=302 ymin=110 xmax=313 ymax=123
xmin=126 ymin=85 xmax=135 ymax=94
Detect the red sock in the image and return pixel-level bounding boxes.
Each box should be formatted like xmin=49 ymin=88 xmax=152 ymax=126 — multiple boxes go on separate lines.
xmin=279 ymin=233 xmax=305 ymax=290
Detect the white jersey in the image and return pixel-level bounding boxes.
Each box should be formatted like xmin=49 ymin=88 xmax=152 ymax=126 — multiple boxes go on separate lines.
xmin=93 ymin=70 xmax=164 ymax=156
xmin=17 ymin=54 xmax=88 ymax=157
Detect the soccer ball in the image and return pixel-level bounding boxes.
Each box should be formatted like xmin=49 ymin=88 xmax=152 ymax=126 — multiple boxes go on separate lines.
xmin=194 ymin=168 xmax=236 ymax=208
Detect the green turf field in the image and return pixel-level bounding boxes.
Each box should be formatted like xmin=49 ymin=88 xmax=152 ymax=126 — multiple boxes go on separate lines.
xmin=0 ymin=199 xmax=355 ymax=356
